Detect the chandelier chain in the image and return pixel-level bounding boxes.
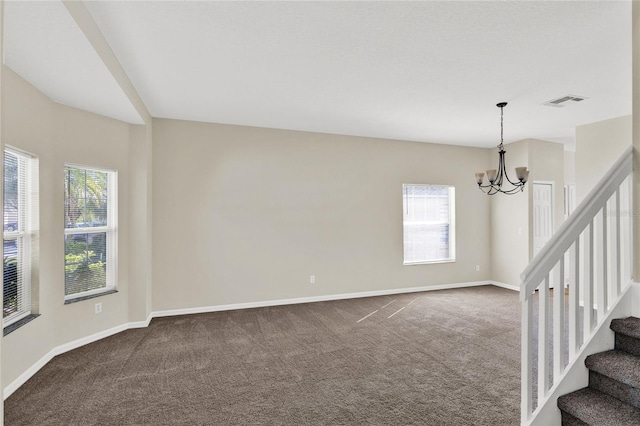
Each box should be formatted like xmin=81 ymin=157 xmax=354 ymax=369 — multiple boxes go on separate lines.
xmin=499 ymin=104 xmax=504 ymax=149
xmin=474 ymin=101 xmax=529 ymax=195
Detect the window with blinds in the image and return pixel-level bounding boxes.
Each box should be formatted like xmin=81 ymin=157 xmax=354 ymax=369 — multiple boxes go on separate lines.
xmin=403 ymin=184 xmax=455 ymax=264
xmin=3 ymin=148 xmax=38 ymax=327
xmin=64 ymin=165 xmax=116 ymax=300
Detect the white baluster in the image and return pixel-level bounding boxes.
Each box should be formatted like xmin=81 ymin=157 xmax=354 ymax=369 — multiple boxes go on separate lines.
xmin=569 ymin=239 xmax=580 ymax=357
xmin=539 ymin=275 xmax=550 ymax=402
xmin=554 ymin=259 xmax=565 ymax=378
xmin=597 ymin=208 xmax=608 ymax=318
xmin=521 ymin=294 xmax=533 ymax=423
xmin=621 ymin=176 xmax=632 ymax=284
xmin=612 ymin=188 xmax=620 ymax=298
xmin=583 ymin=222 xmax=594 ymax=337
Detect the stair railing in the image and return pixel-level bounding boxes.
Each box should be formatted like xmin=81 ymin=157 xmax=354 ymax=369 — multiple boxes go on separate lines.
xmin=520 ymin=146 xmax=633 ymax=424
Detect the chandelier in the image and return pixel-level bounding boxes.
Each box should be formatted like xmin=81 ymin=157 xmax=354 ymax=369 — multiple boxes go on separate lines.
xmin=475 ymin=102 xmax=529 ymax=195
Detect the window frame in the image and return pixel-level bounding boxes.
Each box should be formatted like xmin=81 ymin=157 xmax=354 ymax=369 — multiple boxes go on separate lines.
xmin=402 ymin=183 xmax=456 ymax=265
xmin=3 ymin=147 xmax=37 ymax=327
xmin=63 ymin=164 xmax=117 ymax=302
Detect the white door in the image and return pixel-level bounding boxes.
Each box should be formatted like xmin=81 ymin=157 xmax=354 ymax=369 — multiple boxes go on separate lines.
xmin=564 ymin=184 xmax=576 ymax=218
xmin=533 ymin=183 xmax=554 ymax=257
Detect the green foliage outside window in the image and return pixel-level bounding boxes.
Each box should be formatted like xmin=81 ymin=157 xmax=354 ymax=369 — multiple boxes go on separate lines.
xmin=64 ymin=238 xmax=107 ymax=295
xmin=3 ymin=257 xmax=17 ymax=317
xmin=64 ymin=165 xmax=111 ymax=296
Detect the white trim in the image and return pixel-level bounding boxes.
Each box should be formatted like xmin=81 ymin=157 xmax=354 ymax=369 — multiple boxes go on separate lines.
xmin=151 ymin=281 xmax=494 ymax=318
xmin=4 ymin=281 xmax=514 ymax=400
xmin=403 ymin=259 xmax=456 ymax=266
xmin=3 ymin=313 xmax=152 ymax=399
xmin=63 ymin=165 xmax=117 ymax=301
xmin=3 ymin=349 xmax=55 ymax=400
xmin=532 ymin=180 xmax=555 ymax=259
xmin=128 ymin=313 xmax=153 ymax=329
xmin=63 ymin=162 xmax=116 ymax=175
xmin=487 ymin=280 xmax=520 ymax=292
xmin=402 ymin=183 xmax=456 ymax=265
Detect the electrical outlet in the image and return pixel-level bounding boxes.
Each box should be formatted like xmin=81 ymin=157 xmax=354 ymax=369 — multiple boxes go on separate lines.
xmin=476 ymin=265 xmax=480 ymax=272
xmin=95 ymin=303 xmax=102 ymax=314
xmin=310 ymin=275 xmax=315 ymax=284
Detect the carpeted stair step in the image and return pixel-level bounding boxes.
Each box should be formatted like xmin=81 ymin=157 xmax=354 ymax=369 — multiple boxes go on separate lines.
xmin=611 ymin=317 xmax=640 ymax=357
xmin=586 ymin=350 xmax=640 ymax=408
xmin=558 ymin=388 xmax=640 ymax=425
xmin=560 ymin=411 xmax=588 ymax=426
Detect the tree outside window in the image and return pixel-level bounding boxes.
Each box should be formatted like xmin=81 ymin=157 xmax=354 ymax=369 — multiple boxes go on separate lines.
xmin=64 ymin=166 xmax=116 ymax=299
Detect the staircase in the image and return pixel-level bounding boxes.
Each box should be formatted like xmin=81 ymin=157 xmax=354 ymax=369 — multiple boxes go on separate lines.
xmin=520 ymin=147 xmax=634 ymax=424
xmin=558 ymin=317 xmax=640 ymax=425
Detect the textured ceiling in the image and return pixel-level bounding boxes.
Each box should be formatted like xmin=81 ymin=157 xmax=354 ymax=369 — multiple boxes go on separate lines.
xmin=4 ymin=1 xmax=632 ymax=148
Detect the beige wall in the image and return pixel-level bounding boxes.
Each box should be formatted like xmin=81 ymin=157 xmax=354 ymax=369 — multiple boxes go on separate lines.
xmin=490 ymin=139 xmax=565 ymax=287
xmin=127 ymin=124 xmax=153 ymax=322
xmin=50 ymin=103 xmax=131 ymax=342
xmin=564 ymin=150 xmax=576 ymax=186
xmin=151 ymin=118 xmax=493 ymax=311
xmin=1 ymin=68 xmax=149 ymax=389
xmin=576 ymin=115 xmax=631 ymax=203
xmin=490 ymin=140 xmax=530 ymax=287
xmin=2 ymin=67 xmax=55 ymax=390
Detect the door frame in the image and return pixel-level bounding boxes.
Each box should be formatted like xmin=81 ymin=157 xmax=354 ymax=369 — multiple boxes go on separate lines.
xmin=532 ymin=180 xmax=557 ymax=286
xmin=532 ymin=180 xmax=555 ymax=253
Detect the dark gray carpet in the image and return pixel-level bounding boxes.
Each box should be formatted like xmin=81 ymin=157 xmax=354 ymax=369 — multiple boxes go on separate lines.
xmin=4 ymin=285 xmax=521 ymax=425
xmin=558 ymin=317 xmax=640 ymax=424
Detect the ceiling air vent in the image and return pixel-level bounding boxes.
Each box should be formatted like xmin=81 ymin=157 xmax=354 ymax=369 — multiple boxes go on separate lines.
xmin=543 ymin=95 xmax=587 ymax=107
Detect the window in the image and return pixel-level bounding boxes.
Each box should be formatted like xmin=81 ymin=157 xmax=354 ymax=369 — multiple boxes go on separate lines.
xmin=403 ymin=184 xmax=455 ymax=264
xmin=3 ymin=148 xmax=37 ymax=327
xmin=64 ymin=165 xmax=116 ymax=301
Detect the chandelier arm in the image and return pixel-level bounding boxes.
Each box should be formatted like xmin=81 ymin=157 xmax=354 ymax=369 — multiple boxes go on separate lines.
xmin=497 ymin=144 xmax=525 ymax=189
xmin=502 ymin=169 xmax=524 ymax=187
xmin=477 ymin=180 xmax=523 ymax=195
xmin=501 ymin=185 xmax=525 ymax=195
xmin=496 ymin=150 xmax=506 ymax=187
xmin=489 ymin=183 xmax=523 ymax=195
xmin=486 ymin=184 xmax=522 ymax=195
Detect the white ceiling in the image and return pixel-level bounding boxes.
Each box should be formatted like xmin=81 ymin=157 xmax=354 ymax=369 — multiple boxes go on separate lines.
xmin=4 ymin=1 xmax=632 ymax=148
xmin=3 ymin=1 xmax=144 ymax=125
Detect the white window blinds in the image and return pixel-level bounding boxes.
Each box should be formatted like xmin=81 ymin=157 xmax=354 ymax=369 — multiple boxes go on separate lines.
xmin=403 ymin=184 xmax=455 ymax=264
xmin=64 ymin=165 xmax=116 ymax=299
xmin=3 ymin=148 xmax=38 ymax=326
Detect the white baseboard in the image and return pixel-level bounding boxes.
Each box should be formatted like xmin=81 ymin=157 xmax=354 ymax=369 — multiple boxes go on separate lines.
xmin=128 ymin=313 xmax=153 ymax=329
xmin=151 ymin=280 xmax=495 ymax=318
xmin=3 ymin=315 xmax=152 ymax=400
xmin=487 ymin=280 xmax=520 ymax=292
xmin=3 ymin=349 xmax=57 ymax=401
xmin=4 ymin=280 xmax=507 ymax=400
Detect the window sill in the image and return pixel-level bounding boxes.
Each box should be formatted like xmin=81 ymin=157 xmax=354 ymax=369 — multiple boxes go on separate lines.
xmin=64 ymin=289 xmax=118 ymax=305
xmin=403 ymin=259 xmax=456 ymax=266
xmin=3 ymin=314 xmax=40 ymax=337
